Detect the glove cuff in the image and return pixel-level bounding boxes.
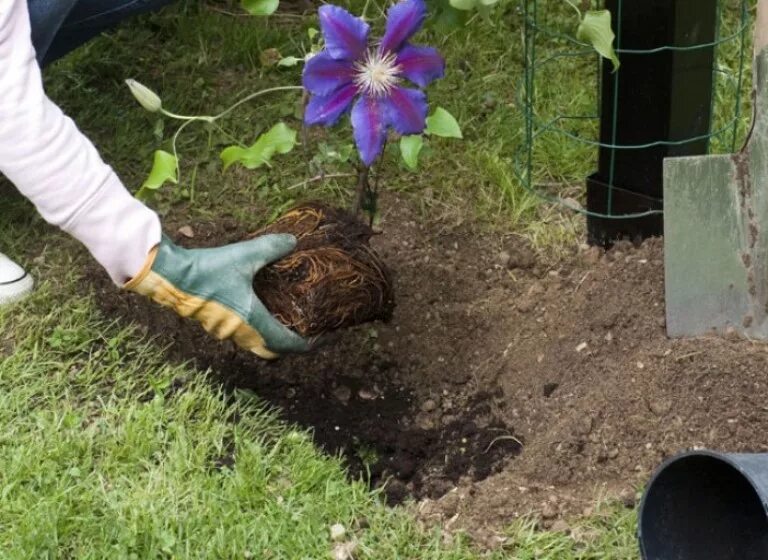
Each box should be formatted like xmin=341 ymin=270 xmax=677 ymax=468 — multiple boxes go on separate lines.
xmin=123 ymin=245 xmax=159 ymax=293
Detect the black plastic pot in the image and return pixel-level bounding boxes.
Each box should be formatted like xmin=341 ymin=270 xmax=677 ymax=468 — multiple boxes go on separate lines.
xmin=639 ymin=451 xmax=768 ymax=559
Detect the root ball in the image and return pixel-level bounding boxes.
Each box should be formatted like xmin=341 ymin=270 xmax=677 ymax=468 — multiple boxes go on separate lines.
xmin=250 ymin=202 xmax=395 ymax=337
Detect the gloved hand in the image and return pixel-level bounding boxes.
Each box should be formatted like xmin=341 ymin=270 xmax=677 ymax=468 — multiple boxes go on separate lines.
xmin=125 ymin=233 xmax=309 ymax=359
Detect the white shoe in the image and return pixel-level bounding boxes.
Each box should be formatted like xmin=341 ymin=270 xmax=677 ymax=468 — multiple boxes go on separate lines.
xmin=0 ymin=252 xmax=34 ymax=305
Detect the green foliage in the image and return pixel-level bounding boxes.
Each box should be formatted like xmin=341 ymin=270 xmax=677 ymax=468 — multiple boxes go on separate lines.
xmin=425 ymin=107 xmax=463 ymax=139
xmin=577 ymin=10 xmax=620 ymax=71
xmin=312 ymin=142 xmax=355 ymax=169
xmin=429 ymin=2 xmax=471 ymax=31
xmin=277 ymin=56 xmax=301 ymax=67
xmin=137 ymin=150 xmax=178 ymax=201
xmin=220 ymin=122 xmax=297 ymax=170
xmin=444 ymin=0 xmax=500 ymax=24
xmin=397 ymin=108 xmax=462 ymax=171
xmin=400 ymin=135 xmax=424 ymax=170
xmin=241 ymin=0 xmax=279 ymax=16
xmin=449 ymin=0 xmax=475 ymax=10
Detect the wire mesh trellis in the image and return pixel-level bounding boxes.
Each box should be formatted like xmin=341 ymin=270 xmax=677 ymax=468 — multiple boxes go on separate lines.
xmin=514 ymin=0 xmax=752 ymax=224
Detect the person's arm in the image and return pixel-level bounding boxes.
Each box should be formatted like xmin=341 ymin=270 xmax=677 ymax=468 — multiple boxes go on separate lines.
xmin=0 ymin=0 xmax=160 ymax=284
xmin=0 ymin=0 xmax=308 ymax=358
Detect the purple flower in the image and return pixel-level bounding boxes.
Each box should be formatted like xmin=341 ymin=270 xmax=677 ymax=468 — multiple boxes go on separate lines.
xmin=302 ymin=0 xmax=445 ymax=166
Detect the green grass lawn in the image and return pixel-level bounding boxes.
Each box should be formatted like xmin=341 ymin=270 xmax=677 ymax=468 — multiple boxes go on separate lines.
xmin=0 ymin=0 xmax=753 ymax=557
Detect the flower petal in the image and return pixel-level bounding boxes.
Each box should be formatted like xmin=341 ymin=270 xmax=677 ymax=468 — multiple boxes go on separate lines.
xmin=351 ymin=95 xmax=388 ymax=166
xmin=379 ymin=0 xmax=427 ymax=55
xmin=318 ymin=5 xmax=369 ymax=61
xmin=384 ymin=86 xmax=427 ymax=135
xmin=302 ymin=52 xmax=355 ymax=95
xmin=396 ymin=44 xmax=445 ymax=88
xmin=305 ymin=83 xmax=358 ymax=127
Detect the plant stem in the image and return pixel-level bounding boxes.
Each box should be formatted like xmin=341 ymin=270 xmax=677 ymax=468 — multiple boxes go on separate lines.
xmin=375 ymin=138 xmax=388 ymax=196
xmin=354 ymin=166 xmax=370 ymax=215
xmin=161 ymin=86 xmax=303 ymax=123
xmin=210 ymin=121 xmax=247 ymax=148
xmin=300 ymin=90 xmax=310 ymax=163
xmin=562 ymin=0 xmax=582 ymax=19
xmin=213 ymin=86 xmax=304 ymax=121
xmin=161 ymin=110 xmax=215 ymax=122
xmin=171 ymin=118 xmax=196 ymax=181
xmin=361 ymin=0 xmax=372 ymax=20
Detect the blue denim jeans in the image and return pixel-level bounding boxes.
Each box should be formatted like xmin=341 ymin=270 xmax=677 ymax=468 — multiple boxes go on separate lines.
xmin=28 ymin=0 xmax=176 ymax=67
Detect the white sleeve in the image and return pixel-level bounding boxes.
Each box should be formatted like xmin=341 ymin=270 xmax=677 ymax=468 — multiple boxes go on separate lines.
xmin=0 ymin=0 xmax=161 ymax=284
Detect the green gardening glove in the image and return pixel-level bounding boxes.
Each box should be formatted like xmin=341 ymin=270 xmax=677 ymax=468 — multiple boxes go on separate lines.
xmin=125 ymin=233 xmax=309 ymax=359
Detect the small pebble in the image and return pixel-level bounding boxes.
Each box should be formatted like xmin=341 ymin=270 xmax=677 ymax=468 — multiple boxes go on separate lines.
xmin=649 ymin=399 xmax=672 ymax=415
xmin=358 ymin=389 xmax=376 ymax=400
xmin=620 ymin=489 xmax=637 ymax=508
xmin=541 ymin=503 xmax=557 ymax=519
xmin=332 ymin=540 xmax=358 ymax=560
xmin=177 ymin=225 xmax=194 ymax=238
xmin=330 ymin=523 xmax=346 ymax=542
xmin=497 ymin=251 xmax=511 ymax=268
xmin=575 ymin=416 xmax=594 ymax=436
xmin=421 ymin=399 xmax=438 ymax=412
xmin=416 ymin=414 xmax=435 ymax=431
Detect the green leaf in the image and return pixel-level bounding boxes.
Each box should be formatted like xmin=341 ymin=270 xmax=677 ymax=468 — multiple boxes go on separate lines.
xmin=478 ymin=0 xmax=499 ymax=6
xmin=137 ymin=150 xmax=178 ymax=200
xmin=400 ymin=135 xmax=424 ymax=170
xmin=433 ymin=5 xmax=470 ymax=31
xmin=449 ymin=0 xmax=477 ymax=11
xmin=577 ymin=10 xmax=620 ymax=72
xmin=241 ymin=0 xmax=279 ymax=16
xmin=221 ymin=122 xmax=297 ymax=170
xmin=307 ymin=27 xmax=319 ymax=40
xmin=338 ymin=143 xmax=354 ymax=162
xmin=425 ymin=108 xmax=463 ymax=139
xmin=476 ymin=3 xmax=494 ymax=22
xmin=277 ymin=56 xmax=301 ymax=67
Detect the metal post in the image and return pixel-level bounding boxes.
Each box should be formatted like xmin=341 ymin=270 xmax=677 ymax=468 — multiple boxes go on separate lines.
xmin=586 ymin=0 xmax=719 ymax=246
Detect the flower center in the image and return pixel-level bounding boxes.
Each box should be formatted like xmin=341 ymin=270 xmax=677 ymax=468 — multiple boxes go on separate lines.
xmin=353 ymin=50 xmax=401 ymax=97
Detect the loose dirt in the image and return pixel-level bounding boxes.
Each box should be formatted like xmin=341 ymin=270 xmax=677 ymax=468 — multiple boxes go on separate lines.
xmin=89 ymin=194 xmax=768 ymax=545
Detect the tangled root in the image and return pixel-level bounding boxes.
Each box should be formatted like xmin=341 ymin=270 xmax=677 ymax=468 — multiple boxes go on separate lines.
xmin=250 ymin=202 xmax=395 ymax=337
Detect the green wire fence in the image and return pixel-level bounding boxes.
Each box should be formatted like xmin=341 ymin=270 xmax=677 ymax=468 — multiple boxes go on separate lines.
xmin=515 ymin=0 xmax=752 ymax=221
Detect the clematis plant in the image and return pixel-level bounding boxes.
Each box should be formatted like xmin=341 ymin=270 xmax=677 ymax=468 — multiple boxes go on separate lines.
xmin=126 ymin=0 xmax=461 ymax=219
xmin=302 ymin=0 xmax=456 ymax=217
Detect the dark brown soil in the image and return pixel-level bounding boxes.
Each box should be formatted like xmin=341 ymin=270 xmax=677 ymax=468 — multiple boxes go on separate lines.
xmin=88 ymin=193 xmax=768 ymax=545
